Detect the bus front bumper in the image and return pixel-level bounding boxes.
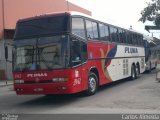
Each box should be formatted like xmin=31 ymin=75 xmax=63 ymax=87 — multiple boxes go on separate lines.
xmin=14 ymin=83 xmax=76 ymax=95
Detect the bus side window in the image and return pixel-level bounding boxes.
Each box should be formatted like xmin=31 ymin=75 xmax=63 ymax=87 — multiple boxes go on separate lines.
xmin=99 ymin=23 xmax=110 ymax=41
xmin=139 ymin=35 xmax=143 ymax=46
xmin=140 ymin=36 xmax=144 ymax=46
xmin=85 ymin=20 xmax=98 ymax=40
xmin=110 ymin=27 xmax=114 ymax=42
xmin=92 ymin=22 xmax=99 ymax=40
xmin=71 ymin=38 xmax=87 ymax=67
xmin=71 ymin=39 xmax=81 ymax=66
xmin=122 ymin=30 xmax=127 ymax=43
xmin=126 ymin=32 xmax=131 ymax=44
xmin=132 ymin=34 xmax=137 ymax=45
xmin=110 ymin=27 xmax=119 ymax=43
xmin=119 ymin=29 xmax=123 ymax=43
xmin=128 ymin=32 xmax=133 ymax=44
xmin=72 ymin=17 xmax=86 ymax=39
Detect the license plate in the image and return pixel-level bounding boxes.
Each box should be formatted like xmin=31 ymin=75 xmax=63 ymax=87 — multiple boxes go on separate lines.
xmin=34 ymin=88 xmax=44 ymax=92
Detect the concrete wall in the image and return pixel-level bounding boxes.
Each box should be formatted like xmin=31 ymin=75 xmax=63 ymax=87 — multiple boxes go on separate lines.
xmin=0 ymin=39 xmax=13 ymax=80
xmin=68 ymin=2 xmax=91 ymax=16
xmin=3 ymin=0 xmax=91 ymax=29
xmin=0 ymin=0 xmax=4 ymax=39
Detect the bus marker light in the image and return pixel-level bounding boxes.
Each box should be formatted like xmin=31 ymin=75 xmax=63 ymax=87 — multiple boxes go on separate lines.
xmin=16 ymin=88 xmax=23 ymax=91
xmin=15 ymin=80 xmax=24 ymax=84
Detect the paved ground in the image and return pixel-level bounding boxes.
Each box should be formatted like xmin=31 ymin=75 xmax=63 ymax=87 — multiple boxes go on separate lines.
xmin=0 ymin=80 xmax=13 ymax=87
xmin=0 ymin=66 xmax=160 ymax=115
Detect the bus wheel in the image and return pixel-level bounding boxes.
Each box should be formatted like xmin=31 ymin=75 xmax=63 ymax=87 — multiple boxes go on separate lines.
xmin=131 ymin=65 xmax=137 ymax=80
xmin=136 ymin=65 xmax=140 ymax=78
xmin=86 ymin=72 xmax=98 ymax=96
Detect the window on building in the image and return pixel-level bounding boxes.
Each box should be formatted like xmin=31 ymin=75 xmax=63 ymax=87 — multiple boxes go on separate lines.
xmin=72 ymin=18 xmax=86 ymax=38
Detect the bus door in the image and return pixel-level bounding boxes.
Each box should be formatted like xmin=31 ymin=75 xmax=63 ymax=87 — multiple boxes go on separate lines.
xmin=71 ymin=37 xmax=88 ymax=91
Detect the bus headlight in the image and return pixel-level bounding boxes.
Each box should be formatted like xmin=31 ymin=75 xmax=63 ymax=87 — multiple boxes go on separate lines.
xmin=52 ymin=78 xmax=68 ymax=82
xmin=15 ymin=80 xmax=24 ymax=84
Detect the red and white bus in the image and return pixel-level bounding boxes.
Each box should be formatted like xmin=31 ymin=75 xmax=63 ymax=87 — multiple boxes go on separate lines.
xmin=13 ymin=12 xmax=145 ymax=95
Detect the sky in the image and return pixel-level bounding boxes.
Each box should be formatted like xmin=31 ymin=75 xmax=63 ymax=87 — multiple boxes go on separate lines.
xmin=69 ymin=0 xmax=159 ymax=38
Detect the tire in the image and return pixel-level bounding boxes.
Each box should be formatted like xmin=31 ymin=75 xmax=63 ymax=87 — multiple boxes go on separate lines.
xmin=149 ymin=62 xmax=151 ymax=72
xmin=131 ymin=65 xmax=137 ymax=80
xmin=86 ymin=72 xmax=98 ymax=96
xmin=136 ymin=65 xmax=140 ymax=78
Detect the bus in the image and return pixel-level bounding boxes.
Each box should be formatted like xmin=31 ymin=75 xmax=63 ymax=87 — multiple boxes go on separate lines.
xmin=13 ymin=12 xmax=145 ymax=95
xmin=143 ymin=36 xmax=158 ymax=71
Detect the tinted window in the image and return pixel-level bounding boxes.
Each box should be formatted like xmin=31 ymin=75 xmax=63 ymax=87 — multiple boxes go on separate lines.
xmin=72 ymin=17 xmax=85 ymax=38
xmin=136 ymin=35 xmax=139 ymax=45
xmin=119 ymin=29 xmax=123 ymax=43
xmin=99 ymin=23 xmax=110 ymax=41
xmin=86 ymin=20 xmax=98 ymax=40
xmin=126 ymin=32 xmax=133 ymax=44
xmin=122 ymin=30 xmax=127 ymax=43
xmin=71 ymin=38 xmax=87 ymax=66
xmin=15 ymin=15 xmax=70 ymax=38
xmin=71 ymin=39 xmax=81 ymax=66
xmin=110 ymin=27 xmax=119 ymax=42
xmin=132 ymin=34 xmax=137 ymax=45
xmin=92 ymin=22 xmax=98 ymax=39
xmin=138 ymin=35 xmax=143 ymax=46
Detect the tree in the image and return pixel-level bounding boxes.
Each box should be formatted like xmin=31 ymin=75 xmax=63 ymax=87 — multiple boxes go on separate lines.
xmin=139 ymin=0 xmax=160 ymax=25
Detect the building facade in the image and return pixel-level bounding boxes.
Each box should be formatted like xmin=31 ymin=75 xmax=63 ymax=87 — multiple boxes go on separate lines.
xmin=0 ymin=0 xmax=91 ymax=80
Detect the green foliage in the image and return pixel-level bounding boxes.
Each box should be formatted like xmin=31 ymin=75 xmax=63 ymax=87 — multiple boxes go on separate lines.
xmin=139 ymin=0 xmax=160 ymax=25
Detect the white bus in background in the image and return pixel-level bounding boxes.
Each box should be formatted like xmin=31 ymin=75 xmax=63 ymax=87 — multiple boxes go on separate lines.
xmin=143 ymin=36 xmax=158 ymax=71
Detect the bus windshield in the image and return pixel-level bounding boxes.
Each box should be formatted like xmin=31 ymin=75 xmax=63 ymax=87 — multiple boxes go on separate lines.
xmin=13 ymin=35 xmax=70 ymax=72
xmin=14 ymin=14 xmax=70 ymax=38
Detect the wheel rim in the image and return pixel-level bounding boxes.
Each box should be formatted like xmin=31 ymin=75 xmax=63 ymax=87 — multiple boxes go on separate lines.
xmin=89 ymin=77 xmax=96 ymax=93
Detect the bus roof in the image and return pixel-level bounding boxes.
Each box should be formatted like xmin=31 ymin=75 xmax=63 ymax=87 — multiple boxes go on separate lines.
xmin=17 ymin=11 xmax=143 ymax=35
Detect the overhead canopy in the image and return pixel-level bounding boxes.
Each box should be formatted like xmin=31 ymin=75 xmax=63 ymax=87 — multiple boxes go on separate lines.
xmin=145 ymin=25 xmax=160 ymax=32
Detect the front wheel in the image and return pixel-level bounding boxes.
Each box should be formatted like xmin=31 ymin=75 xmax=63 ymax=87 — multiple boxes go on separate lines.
xmin=86 ymin=72 xmax=98 ymax=96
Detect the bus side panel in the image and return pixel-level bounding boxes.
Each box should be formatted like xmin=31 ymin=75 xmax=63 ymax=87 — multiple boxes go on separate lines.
xmin=87 ymin=42 xmax=145 ymax=85
xmin=87 ymin=42 xmax=116 ymax=85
